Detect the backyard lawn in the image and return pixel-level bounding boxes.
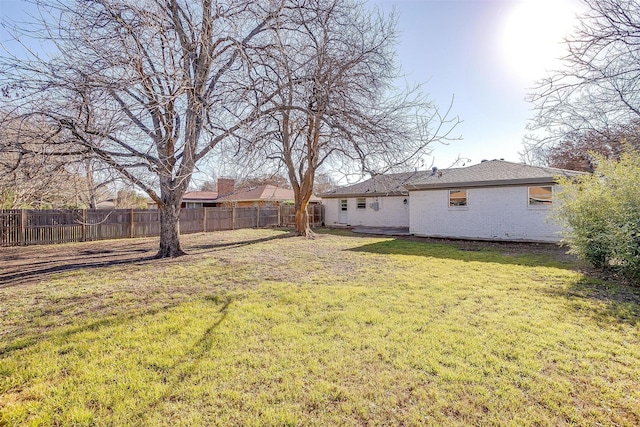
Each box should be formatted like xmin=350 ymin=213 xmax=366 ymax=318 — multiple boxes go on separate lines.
xmin=0 ymin=229 xmax=639 ymax=426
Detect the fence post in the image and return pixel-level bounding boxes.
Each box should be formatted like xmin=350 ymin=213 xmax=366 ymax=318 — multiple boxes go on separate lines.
xmin=129 ymin=209 xmax=134 ymax=238
xmin=19 ymin=209 xmax=26 ymax=246
xmin=81 ymin=209 xmax=87 ymax=242
xmin=203 ymin=207 xmax=207 ymax=233
xmin=256 ymin=205 xmax=260 ymax=228
xmin=232 ymin=206 xmax=236 ymax=230
xmin=278 ymin=205 xmax=282 ymax=226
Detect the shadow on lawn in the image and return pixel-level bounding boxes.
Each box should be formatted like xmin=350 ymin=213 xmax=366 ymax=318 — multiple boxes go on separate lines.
xmin=0 ymin=232 xmax=294 ymax=288
xmin=187 ymin=230 xmax=296 ymax=252
xmin=0 ymin=254 xmax=159 ymax=288
xmin=348 ymin=238 xmax=575 ymax=269
xmin=0 ymin=293 xmax=234 ymax=357
xmin=544 ymin=277 xmax=640 ymax=326
xmin=0 ymin=301 xmax=183 ymax=356
xmin=130 ymin=294 xmax=234 ymax=420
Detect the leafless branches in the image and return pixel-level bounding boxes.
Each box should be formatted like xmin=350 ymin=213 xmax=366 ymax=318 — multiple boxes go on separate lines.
xmin=527 ymin=0 xmax=640 ymax=161
xmin=241 ymin=0 xmax=460 ymax=235
xmin=1 ymin=0 xmax=285 ymax=256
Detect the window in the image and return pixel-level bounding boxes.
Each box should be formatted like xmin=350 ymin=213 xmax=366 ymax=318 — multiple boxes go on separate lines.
xmin=528 ymin=186 xmax=553 ymax=205
xmin=356 ymin=198 xmax=366 ymax=209
xmin=449 ymin=189 xmax=467 ymax=207
xmin=340 ymin=199 xmax=348 ymax=211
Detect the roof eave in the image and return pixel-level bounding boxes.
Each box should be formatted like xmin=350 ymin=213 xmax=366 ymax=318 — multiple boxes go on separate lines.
xmin=408 ymin=177 xmax=560 ymax=190
xmin=321 ymin=190 xmax=409 ymax=198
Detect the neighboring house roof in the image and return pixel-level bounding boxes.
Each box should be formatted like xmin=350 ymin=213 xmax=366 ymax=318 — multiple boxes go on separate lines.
xmin=216 ymin=185 xmax=321 ymax=203
xmin=182 ymin=191 xmax=219 ymax=202
xmin=322 ymin=160 xmax=584 ymax=197
xmin=407 ymin=160 xmax=584 ymax=190
xmin=95 ymin=199 xmax=117 ymax=209
xmin=321 ymin=171 xmax=431 ymax=198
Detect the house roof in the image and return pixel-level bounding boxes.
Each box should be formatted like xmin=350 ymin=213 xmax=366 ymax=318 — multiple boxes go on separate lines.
xmin=182 ymin=191 xmax=218 ymax=202
xmin=321 ymin=171 xmax=430 ymax=198
xmin=216 ymin=185 xmax=321 ymax=203
xmin=407 ymin=160 xmax=584 ymax=190
xmin=322 ymin=160 xmax=584 ymax=197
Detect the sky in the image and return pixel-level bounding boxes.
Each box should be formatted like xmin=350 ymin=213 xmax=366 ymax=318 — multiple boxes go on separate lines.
xmin=372 ymin=0 xmax=585 ymax=168
xmin=0 ymin=0 xmax=586 ymax=168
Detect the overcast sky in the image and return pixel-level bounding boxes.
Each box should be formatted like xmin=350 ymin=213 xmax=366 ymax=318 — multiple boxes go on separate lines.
xmin=1 ymin=0 xmax=585 ymax=169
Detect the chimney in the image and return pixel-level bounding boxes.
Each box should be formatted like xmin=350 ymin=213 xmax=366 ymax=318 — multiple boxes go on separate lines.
xmin=217 ymin=178 xmax=235 ymax=196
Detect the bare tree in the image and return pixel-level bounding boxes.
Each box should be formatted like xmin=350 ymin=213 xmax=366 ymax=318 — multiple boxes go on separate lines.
xmin=527 ymin=0 xmax=640 ymax=158
xmin=541 ymin=125 xmax=640 ymax=172
xmin=0 ymin=111 xmax=112 ymax=208
xmin=250 ymin=0 xmax=459 ymax=236
xmin=1 ymin=0 xmax=282 ymax=257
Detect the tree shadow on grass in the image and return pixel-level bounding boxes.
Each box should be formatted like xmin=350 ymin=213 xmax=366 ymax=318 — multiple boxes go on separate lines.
xmin=187 ymin=230 xmax=297 ymax=252
xmin=130 ymin=294 xmax=234 ymax=420
xmin=0 ymin=231 xmax=295 ymax=288
xmin=0 ymin=300 xmax=182 ymax=356
xmin=347 ymin=237 xmax=576 ymax=270
xmin=542 ymin=276 xmax=640 ymax=326
xmin=0 ymin=293 xmax=234 ymax=356
xmin=0 ymin=253 xmax=159 ymax=288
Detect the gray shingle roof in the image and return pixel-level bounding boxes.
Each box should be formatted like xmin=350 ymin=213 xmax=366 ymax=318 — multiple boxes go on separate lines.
xmin=322 ymin=160 xmax=584 ymax=197
xmin=408 ymin=160 xmax=584 ymax=189
xmin=321 ymin=170 xmax=432 ymax=197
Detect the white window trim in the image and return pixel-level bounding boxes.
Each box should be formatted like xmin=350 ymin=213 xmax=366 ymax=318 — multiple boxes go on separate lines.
xmin=356 ymin=197 xmax=367 ymax=209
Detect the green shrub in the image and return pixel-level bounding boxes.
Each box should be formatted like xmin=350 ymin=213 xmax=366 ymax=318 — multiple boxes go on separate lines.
xmin=555 ymin=148 xmax=640 ymax=283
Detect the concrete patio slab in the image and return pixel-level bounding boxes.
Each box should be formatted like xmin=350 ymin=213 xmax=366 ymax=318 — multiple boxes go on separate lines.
xmin=351 ymin=227 xmax=412 ymax=236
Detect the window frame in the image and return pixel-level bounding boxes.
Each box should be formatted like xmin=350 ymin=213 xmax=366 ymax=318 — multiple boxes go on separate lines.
xmin=356 ymin=197 xmax=367 ymax=209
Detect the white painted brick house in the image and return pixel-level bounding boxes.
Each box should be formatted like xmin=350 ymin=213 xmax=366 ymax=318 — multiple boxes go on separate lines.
xmin=322 ymin=160 xmax=584 ymax=242
xmin=322 ymin=172 xmax=414 ymax=228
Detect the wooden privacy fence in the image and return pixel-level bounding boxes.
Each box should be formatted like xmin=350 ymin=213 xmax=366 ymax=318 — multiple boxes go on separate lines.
xmin=0 ymin=204 xmax=324 ymax=247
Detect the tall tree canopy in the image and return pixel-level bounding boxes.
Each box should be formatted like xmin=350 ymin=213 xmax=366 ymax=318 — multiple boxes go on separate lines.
xmin=527 ymin=0 xmax=640 ymax=163
xmin=246 ymin=0 xmax=459 ymax=236
xmin=1 ymin=0 xmax=281 ymax=257
xmin=1 ymin=0 xmax=457 ymax=249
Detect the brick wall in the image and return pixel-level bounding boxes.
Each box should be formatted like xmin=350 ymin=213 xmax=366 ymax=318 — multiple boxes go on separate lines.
xmin=409 ymin=185 xmax=565 ymax=242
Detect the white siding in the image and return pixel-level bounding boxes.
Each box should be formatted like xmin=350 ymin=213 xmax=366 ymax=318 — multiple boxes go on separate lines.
xmin=322 ymin=196 xmax=410 ymax=227
xmin=409 ymin=185 xmax=565 ymax=242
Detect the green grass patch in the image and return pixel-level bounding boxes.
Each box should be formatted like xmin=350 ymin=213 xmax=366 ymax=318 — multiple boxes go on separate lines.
xmin=1 ymin=229 xmax=639 ymax=426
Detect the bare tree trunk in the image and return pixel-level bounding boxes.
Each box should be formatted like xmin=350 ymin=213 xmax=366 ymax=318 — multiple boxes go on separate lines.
xmin=157 ymin=199 xmax=185 ymax=258
xmin=294 ymin=195 xmax=313 ymax=237
xmin=293 ymin=169 xmax=315 ymax=237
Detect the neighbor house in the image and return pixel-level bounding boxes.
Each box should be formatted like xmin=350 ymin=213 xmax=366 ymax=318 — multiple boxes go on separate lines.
xmin=179 ymin=178 xmax=236 ymax=208
xmin=179 ymin=179 xmax=321 ymax=210
xmin=180 ymin=191 xmax=219 ymax=208
xmin=322 ymin=160 xmax=584 ymax=242
xmin=215 ymin=185 xmax=321 ymax=207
